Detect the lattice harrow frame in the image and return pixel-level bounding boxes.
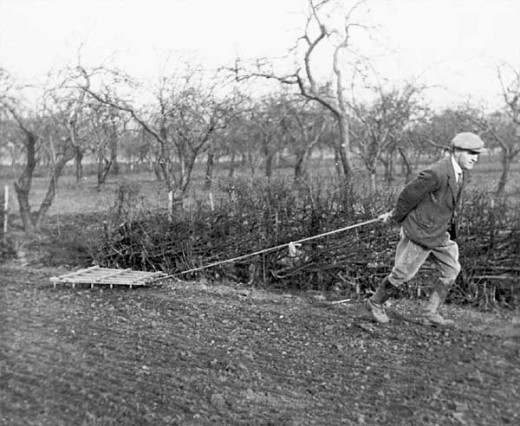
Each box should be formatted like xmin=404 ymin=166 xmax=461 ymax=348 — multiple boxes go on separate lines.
xmin=50 ymin=266 xmax=166 ymax=289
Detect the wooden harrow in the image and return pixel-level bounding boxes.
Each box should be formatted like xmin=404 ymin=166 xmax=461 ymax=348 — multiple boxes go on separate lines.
xmin=50 ymin=266 xmax=166 ymax=289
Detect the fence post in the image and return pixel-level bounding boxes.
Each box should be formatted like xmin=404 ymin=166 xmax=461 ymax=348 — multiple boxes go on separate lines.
xmin=168 ymin=191 xmax=173 ymax=222
xmin=209 ymin=192 xmax=215 ymax=212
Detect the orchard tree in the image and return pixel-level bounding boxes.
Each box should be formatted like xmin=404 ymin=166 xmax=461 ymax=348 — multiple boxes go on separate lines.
xmin=43 ymin=68 xmax=93 ymax=182
xmin=218 ymin=105 xmax=256 ymax=178
xmin=79 ymin=65 xmax=232 ymax=202
xmin=86 ymin=102 xmax=129 ymax=187
xmin=278 ymin=96 xmax=328 ymax=180
xmin=350 ymin=83 xmax=425 ymax=190
xmin=120 ymin=127 xmax=156 ymax=172
xmin=0 ymin=69 xmax=28 ymax=168
xmin=486 ymin=64 xmax=520 ymax=195
xmin=232 ymin=0 xmax=374 ymax=182
xmin=216 ymin=94 xmax=280 ymax=179
xmin=203 ymin=90 xmax=246 ymax=189
xmin=475 ymin=108 xmax=519 ymax=195
xmin=0 ymin=69 xmax=87 ymax=233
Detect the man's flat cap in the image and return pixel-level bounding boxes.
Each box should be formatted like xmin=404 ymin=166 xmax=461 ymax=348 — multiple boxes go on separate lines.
xmin=451 ymin=132 xmax=485 ymax=153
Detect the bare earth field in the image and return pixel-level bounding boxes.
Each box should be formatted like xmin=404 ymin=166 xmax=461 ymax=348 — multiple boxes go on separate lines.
xmin=1 ymin=264 xmax=519 ymax=426
xmin=1 ymin=162 xmax=519 ymax=425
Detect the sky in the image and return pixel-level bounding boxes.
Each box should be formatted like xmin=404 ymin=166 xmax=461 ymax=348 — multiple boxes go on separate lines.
xmin=1 ymin=0 xmax=519 ymax=109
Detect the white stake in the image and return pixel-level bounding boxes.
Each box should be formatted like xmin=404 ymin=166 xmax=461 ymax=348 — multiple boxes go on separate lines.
xmin=168 ymin=191 xmax=173 ymax=222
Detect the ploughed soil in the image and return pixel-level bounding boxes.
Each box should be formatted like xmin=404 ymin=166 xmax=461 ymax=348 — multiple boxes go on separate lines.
xmin=1 ymin=264 xmax=519 ymax=426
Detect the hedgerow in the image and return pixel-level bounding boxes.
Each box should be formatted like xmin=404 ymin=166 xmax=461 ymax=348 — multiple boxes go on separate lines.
xmin=91 ymin=178 xmax=520 ymax=309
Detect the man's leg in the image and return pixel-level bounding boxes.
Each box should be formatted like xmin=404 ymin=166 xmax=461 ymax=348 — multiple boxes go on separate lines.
xmin=367 ymin=277 xmax=394 ymax=323
xmin=424 ymin=238 xmax=460 ymax=326
xmin=368 ymin=230 xmax=430 ymax=323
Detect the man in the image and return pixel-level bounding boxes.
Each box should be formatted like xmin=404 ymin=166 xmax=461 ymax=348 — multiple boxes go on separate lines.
xmin=367 ymin=132 xmax=485 ymax=326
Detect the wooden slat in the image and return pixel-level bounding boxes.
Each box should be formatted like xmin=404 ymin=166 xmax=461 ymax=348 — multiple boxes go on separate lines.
xmin=50 ymin=265 xmax=100 ymax=282
xmin=93 ymin=268 xmax=132 ymax=282
xmin=50 ymin=267 xmax=165 ymax=288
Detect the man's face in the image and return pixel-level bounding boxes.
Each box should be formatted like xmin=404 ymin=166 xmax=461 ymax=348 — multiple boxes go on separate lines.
xmin=457 ymin=150 xmax=480 ymax=170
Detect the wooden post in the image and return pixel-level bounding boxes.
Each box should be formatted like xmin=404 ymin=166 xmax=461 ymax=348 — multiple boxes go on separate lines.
xmin=209 ymin=192 xmax=215 ymax=212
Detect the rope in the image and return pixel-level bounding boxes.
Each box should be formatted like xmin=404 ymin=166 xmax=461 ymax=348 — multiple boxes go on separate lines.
xmin=156 ymin=217 xmax=380 ymax=281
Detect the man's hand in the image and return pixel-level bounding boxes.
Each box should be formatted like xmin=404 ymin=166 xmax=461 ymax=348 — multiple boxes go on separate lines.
xmin=378 ymin=211 xmax=394 ymax=224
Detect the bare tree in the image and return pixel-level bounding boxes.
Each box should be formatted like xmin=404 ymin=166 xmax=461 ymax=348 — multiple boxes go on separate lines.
xmin=476 ymin=110 xmax=519 ymax=196
xmin=0 ymin=65 xmax=92 ymax=233
xmin=86 ymin=102 xmax=129 ymax=187
xmin=231 ymin=0 xmax=372 ymax=182
xmin=247 ymin=96 xmax=287 ymax=180
xmin=350 ymin=83 xmax=424 ymax=190
xmin=218 ymin=105 xmax=257 ymax=178
xmin=0 ymin=96 xmax=80 ymax=233
xmin=78 ymin=65 xmax=231 ymax=203
xmin=43 ymin=71 xmax=91 ymax=183
xmin=0 ymin=69 xmax=23 ymax=168
xmin=490 ymin=64 xmax=520 ymax=195
xmin=202 ymin=91 xmax=246 ymax=189
xmin=279 ymin=96 xmax=328 ymax=180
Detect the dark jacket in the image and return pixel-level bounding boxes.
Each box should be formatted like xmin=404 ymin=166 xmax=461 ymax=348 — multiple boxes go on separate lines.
xmin=393 ymin=156 xmax=463 ymax=249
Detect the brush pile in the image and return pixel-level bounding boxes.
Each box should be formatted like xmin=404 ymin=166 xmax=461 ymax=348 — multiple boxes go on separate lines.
xmin=452 ymin=192 xmax=520 ymax=308
xmin=92 ymin=179 xmax=520 ymax=309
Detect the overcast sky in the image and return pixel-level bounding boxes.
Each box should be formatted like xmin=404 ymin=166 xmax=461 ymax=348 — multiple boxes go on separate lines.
xmin=1 ymin=0 xmax=519 ymax=109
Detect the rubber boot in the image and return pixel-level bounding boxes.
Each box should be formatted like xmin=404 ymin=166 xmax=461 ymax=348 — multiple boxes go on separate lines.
xmin=371 ymin=277 xmax=394 ymax=304
xmin=423 ymin=283 xmax=454 ymax=327
xmin=367 ymin=277 xmax=393 ymax=324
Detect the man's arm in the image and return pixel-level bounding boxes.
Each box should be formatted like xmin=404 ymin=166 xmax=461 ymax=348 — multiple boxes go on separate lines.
xmin=392 ymin=169 xmax=440 ymax=223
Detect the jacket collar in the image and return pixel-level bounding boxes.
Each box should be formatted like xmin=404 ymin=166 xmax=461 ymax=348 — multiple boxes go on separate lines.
xmin=451 ymin=155 xmax=463 ymax=180
xmin=447 ymin=155 xmax=462 ymax=201
xmin=445 ymin=155 xmax=460 ymax=201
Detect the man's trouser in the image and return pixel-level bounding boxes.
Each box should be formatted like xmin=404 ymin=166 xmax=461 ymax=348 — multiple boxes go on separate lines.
xmin=387 ymin=229 xmax=461 ymax=289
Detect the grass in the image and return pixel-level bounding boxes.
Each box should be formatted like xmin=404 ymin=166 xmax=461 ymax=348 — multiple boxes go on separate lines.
xmin=2 ymin=153 xmax=518 ymax=218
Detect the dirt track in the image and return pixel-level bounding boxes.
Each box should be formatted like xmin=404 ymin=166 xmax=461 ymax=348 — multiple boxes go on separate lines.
xmin=1 ymin=265 xmax=519 ymax=425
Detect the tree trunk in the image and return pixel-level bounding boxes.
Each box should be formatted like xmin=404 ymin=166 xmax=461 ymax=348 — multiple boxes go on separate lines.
xmin=366 ymin=159 xmax=377 ymax=192
xmin=110 ymin=134 xmax=119 ymax=175
xmin=382 ymin=150 xmax=396 ymax=183
xmin=293 ymin=151 xmax=306 ymax=180
xmin=204 ymin=149 xmax=215 ymax=190
xmin=496 ymin=148 xmax=512 ymax=196
xmin=97 ymin=157 xmax=113 ymax=188
xmin=265 ymin=152 xmax=274 ymax=180
xmin=13 ymin=131 xmax=37 ymax=233
xmin=227 ymin=151 xmax=236 ymax=178
xmin=34 ymin=149 xmax=76 ymax=230
xmin=75 ymin=148 xmax=84 ymax=182
xmin=247 ymin=150 xmax=257 ymax=177
xmin=370 ymin=170 xmax=377 ymax=192
xmin=333 ymin=147 xmax=342 ymax=179
xmin=336 ymin=115 xmax=352 ymax=182
xmin=398 ymin=147 xmax=413 ymax=183
xmin=154 ymin=161 xmax=163 ymax=181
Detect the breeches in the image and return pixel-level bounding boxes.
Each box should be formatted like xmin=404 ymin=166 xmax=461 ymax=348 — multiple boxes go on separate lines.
xmin=387 ymin=229 xmax=461 ymax=288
